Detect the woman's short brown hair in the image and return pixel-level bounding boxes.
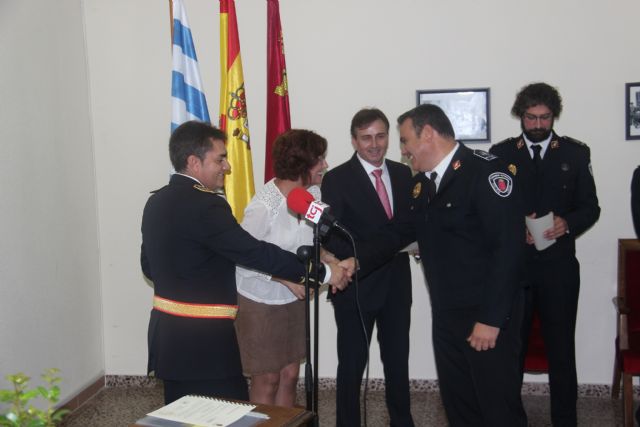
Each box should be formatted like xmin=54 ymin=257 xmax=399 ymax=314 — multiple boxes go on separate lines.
xmin=272 ymin=129 xmax=327 ymax=186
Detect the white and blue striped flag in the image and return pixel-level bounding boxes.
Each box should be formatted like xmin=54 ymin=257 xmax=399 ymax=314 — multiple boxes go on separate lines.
xmin=171 ymin=0 xmax=210 ymax=132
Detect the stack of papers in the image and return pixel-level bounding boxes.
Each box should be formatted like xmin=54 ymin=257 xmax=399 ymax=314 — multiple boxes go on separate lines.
xmin=145 ymin=395 xmax=256 ymax=427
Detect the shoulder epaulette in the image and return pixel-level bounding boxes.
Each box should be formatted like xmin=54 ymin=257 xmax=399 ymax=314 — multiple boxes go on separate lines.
xmin=150 ymin=185 xmax=167 ymax=194
xmin=492 ymin=137 xmax=518 ymax=147
xmin=561 ymin=136 xmax=588 ymax=148
xmin=473 ymin=149 xmax=497 ymax=161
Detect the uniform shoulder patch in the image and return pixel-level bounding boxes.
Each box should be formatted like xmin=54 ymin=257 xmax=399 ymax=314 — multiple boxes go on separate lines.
xmin=488 ymin=172 xmax=513 ymax=197
xmin=473 ymin=149 xmax=497 ymax=161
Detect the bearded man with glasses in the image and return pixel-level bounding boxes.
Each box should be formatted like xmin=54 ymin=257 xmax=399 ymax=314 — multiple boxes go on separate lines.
xmin=490 ymin=82 xmax=600 ymax=427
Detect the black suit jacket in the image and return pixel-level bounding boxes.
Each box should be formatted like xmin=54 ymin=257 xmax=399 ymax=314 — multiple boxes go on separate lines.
xmin=141 ymin=174 xmax=307 ymax=380
xmin=490 ymin=133 xmax=600 ymax=260
xmin=321 ymin=155 xmax=413 ymax=311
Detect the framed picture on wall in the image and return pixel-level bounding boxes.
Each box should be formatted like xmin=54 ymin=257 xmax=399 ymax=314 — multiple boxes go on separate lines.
xmin=627 ymin=82 xmax=640 ymax=140
xmin=416 ymin=88 xmax=490 ymax=142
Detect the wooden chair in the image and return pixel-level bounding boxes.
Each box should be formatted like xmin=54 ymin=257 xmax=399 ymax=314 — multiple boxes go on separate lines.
xmin=524 ymin=310 xmax=549 ymax=373
xmin=612 ymin=239 xmax=640 ymax=427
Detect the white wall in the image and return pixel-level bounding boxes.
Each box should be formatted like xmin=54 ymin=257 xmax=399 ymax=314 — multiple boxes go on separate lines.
xmin=0 ymin=0 xmax=103 ymax=401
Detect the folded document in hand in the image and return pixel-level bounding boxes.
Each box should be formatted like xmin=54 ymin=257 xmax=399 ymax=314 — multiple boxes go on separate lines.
xmin=525 ymin=212 xmax=556 ymax=251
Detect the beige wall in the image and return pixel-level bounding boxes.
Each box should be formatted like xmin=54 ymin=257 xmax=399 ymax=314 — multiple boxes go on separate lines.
xmin=2 ymin=0 xmax=640 ymax=401
xmin=0 ymin=0 xmax=103 ymax=402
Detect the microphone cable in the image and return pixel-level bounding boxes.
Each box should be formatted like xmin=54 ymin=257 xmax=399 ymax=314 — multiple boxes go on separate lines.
xmin=337 ymin=228 xmax=371 ymax=427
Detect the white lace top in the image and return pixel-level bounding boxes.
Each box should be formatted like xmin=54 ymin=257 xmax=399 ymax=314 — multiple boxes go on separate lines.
xmin=235 ymin=179 xmax=320 ymax=304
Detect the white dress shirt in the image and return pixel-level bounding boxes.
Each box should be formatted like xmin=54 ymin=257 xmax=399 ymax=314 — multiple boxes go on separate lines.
xmin=523 ymin=133 xmax=552 ymax=159
xmin=425 ymin=142 xmax=460 ymax=191
xmin=356 ymin=154 xmax=395 ymax=215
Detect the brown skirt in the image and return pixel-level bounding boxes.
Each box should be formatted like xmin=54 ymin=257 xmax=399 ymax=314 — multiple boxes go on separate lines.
xmin=235 ymin=294 xmax=306 ymax=375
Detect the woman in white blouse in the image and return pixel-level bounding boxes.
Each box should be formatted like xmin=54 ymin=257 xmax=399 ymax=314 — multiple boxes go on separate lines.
xmin=235 ymin=129 xmax=334 ymax=407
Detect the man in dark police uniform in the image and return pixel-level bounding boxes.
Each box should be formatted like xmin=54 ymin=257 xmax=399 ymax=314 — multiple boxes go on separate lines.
xmin=490 ymin=82 xmax=600 ymax=427
xmin=346 ymin=104 xmax=527 ymax=426
xmin=141 ymin=121 xmax=348 ymax=404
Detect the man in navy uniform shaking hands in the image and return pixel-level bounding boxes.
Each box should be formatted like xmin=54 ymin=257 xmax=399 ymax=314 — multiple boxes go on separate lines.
xmin=141 ymin=121 xmax=349 ymax=404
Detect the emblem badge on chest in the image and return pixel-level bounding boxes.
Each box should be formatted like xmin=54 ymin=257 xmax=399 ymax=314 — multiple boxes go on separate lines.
xmin=412 ymin=182 xmax=422 ymax=198
xmin=488 ymin=172 xmax=513 ymax=197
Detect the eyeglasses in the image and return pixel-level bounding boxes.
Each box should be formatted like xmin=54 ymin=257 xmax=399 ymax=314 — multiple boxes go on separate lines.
xmin=523 ymin=113 xmax=553 ymax=123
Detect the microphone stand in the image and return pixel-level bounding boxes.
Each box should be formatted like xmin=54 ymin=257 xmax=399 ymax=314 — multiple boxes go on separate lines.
xmin=301 ymin=247 xmax=313 ymax=415
xmin=298 ymin=229 xmax=321 ymax=426
xmin=296 ymin=215 xmax=345 ymax=425
xmin=312 ymin=223 xmax=321 ymax=427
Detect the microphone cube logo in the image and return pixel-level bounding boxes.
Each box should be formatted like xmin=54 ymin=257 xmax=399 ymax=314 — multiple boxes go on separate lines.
xmin=305 ymin=201 xmax=329 ymax=224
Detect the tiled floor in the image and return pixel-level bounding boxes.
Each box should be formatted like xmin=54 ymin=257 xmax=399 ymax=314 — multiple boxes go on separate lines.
xmin=61 ymin=384 xmax=626 ymax=426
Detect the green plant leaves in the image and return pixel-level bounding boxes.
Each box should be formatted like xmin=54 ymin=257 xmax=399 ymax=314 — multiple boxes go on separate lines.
xmin=0 ymin=370 xmax=68 ymax=427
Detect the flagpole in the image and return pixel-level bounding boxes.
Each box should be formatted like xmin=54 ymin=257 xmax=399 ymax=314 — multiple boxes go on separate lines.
xmin=168 ymin=0 xmax=174 ymax=45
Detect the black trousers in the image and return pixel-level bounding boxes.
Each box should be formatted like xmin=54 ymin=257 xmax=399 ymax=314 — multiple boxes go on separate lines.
xmin=433 ymin=293 xmax=527 ymax=427
xmin=162 ymin=376 xmax=249 ymax=404
xmin=333 ymin=286 xmax=414 ymax=427
xmin=522 ymin=256 xmax=580 ymax=427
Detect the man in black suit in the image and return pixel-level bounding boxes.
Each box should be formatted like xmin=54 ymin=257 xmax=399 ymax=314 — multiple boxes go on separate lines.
xmin=141 ymin=121 xmax=348 ymax=404
xmin=490 ymin=82 xmax=600 ymax=427
xmin=321 ymin=108 xmax=415 ymax=427
xmin=344 ymin=104 xmax=527 ymax=426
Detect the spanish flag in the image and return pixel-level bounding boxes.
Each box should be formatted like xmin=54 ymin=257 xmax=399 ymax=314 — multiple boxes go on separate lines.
xmin=265 ymin=0 xmax=291 ymax=182
xmin=219 ymin=0 xmax=254 ymax=222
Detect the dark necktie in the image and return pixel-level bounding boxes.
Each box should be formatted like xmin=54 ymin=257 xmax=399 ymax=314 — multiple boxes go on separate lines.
xmin=531 ymin=144 xmax=542 ymax=170
xmin=426 ymin=171 xmax=437 ymax=203
xmin=531 ymin=144 xmax=543 ymax=205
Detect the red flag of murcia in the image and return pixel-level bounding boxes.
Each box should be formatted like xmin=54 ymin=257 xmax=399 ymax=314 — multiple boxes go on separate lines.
xmin=265 ymin=0 xmax=291 ymax=182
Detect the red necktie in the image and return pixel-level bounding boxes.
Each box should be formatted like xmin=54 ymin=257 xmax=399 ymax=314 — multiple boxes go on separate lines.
xmin=372 ymin=169 xmax=393 ymax=219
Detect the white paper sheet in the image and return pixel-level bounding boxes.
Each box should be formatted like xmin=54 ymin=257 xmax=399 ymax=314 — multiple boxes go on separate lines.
xmin=147 ymin=395 xmax=256 ymax=427
xmin=525 ymin=212 xmax=556 ymax=251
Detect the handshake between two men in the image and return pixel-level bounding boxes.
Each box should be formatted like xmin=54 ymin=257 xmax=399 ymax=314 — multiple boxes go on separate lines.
xmin=325 ymin=251 xmax=357 ymax=294
xmin=278 ymin=250 xmax=357 ymax=299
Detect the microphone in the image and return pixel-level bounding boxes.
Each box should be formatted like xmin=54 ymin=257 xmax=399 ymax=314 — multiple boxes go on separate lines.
xmin=296 ymin=245 xmax=315 ymax=261
xmin=286 ymin=187 xmax=350 ymax=236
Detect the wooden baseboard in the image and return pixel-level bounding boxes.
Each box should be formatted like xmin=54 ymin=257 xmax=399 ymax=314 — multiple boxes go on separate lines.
xmin=60 ymin=376 xmax=105 ymax=412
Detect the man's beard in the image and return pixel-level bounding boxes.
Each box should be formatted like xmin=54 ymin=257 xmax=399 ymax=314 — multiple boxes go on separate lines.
xmin=521 ymin=121 xmax=553 ymax=143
